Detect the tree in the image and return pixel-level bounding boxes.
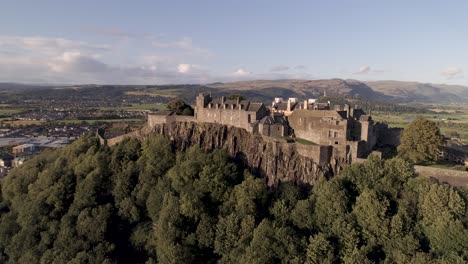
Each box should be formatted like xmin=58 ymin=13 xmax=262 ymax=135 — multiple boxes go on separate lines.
xmin=305 ymin=233 xmax=335 ymax=264
xmin=166 ymin=99 xmax=194 ymax=116
xmin=397 ymin=117 xmax=444 ymax=164
xmin=226 ymin=94 xmax=245 ymax=101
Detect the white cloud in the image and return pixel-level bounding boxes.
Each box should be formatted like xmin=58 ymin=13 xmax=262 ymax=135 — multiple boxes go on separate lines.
xmin=0 ymin=35 xmax=215 ymax=84
xmin=48 ymin=52 xmax=110 ymax=73
xmin=178 ymin=63 xmax=192 ymax=73
xmin=233 ymin=68 xmax=251 ymax=76
xmin=270 ymin=65 xmax=290 ymax=72
xmin=441 ymin=66 xmax=463 ymax=79
xmin=152 ymin=36 xmax=212 ymax=57
xmin=354 ymin=65 xmax=371 ymax=74
xmin=295 ymin=65 xmax=307 ymax=70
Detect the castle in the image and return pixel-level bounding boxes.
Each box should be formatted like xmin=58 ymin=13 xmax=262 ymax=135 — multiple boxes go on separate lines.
xmin=147 ymin=93 xmax=395 ymax=161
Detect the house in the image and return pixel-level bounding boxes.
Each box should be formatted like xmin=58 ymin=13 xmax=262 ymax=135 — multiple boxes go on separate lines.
xmin=12 ymin=143 xmax=37 ymax=154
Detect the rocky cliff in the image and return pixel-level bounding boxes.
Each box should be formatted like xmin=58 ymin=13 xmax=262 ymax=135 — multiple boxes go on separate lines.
xmin=141 ymin=121 xmax=349 ymax=186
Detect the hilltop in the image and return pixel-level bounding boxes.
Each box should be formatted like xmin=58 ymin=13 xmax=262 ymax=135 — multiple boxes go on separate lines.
xmin=207 ymin=79 xmax=468 ymax=104
xmin=363 ymin=80 xmax=468 ymax=103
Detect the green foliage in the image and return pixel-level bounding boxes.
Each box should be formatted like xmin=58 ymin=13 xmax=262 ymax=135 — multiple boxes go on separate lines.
xmin=0 ymin=135 xmax=466 ymax=263
xmin=398 ymin=117 xmax=444 ymax=163
xmin=166 ymin=99 xmax=194 ymax=116
xmin=305 ymin=233 xmax=335 ymax=264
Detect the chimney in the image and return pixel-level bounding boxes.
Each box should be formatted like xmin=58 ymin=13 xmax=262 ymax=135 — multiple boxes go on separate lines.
xmin=335 ymin=105 xmax=341 ymax=111
xmin=287 ymin=99 xmax=291 ymax=112
xmin=221 ymin=96 xmax=226 ymax=103
xmin=237 ymin=96 xmax=240 ymax=105
xmin=303 ymin=100 xmax=308 ymax=110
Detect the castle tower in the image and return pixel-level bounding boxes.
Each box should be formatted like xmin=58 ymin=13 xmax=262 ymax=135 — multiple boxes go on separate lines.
xmin=195 ymin=93 xmax=211 ymax=120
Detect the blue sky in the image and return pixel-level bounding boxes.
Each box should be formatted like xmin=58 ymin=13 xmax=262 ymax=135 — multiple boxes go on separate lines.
xmin=0 ymin=0 xmax=467 ymax=85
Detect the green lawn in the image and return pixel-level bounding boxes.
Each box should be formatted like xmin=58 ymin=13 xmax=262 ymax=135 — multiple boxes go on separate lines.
xmin=126 ymin=89 xmax=180 ymax=98
xmin=0 ymin=108 xmax=25 ymax=115
xmin=372 ymin=111 xmax=468 ymax=142
xmin=424 ymin=161 xmax=467 ymax=171
xmin=295 ymin=137 xmax=317 ymax=145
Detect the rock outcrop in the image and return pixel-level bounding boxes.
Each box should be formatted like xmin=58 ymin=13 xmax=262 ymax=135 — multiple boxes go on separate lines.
xmin=145 ymin=121 xmax=349 ymax=186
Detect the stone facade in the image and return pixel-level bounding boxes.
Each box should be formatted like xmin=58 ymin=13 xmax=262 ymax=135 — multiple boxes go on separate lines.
xmin=258 ymin=115 xmax=288 ymax=137
xmin=195 ymin=93 xmax=269 ymax=133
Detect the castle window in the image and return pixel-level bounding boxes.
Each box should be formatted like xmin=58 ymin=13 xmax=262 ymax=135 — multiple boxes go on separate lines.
xmin=248 ymin=114 xmax=251 ymax=123
xmin=335 ymin=141 xmax=338 ymax=144
xmin=334 ymin=132 xmax=339 ymax=138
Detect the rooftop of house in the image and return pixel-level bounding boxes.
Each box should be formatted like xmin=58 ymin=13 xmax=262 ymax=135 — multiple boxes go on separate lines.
xmin=206 ymin=98 xmax=264 ymax=112
xmin=12 ymin=144 xmax=36 ymax=150
xmin=259 ymin=115 xmax=288 ymax=125
xmin=290 ymin=109 xmax=350 ymax=120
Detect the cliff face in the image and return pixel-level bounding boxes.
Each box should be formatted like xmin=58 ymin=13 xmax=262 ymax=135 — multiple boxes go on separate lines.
xmin=146 ymin=122 xmax=348 ymax=186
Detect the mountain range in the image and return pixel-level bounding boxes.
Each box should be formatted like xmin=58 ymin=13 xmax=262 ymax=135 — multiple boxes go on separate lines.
xmin=207 ymin=79 xmax=468 ymax=104
xmin=1 ymin=79 xmax=467 ymax=104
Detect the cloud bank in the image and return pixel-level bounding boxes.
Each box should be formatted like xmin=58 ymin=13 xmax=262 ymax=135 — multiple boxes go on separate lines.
xmin=0 ymin=35 xmax=210 ymax=84
xmin=441 ymin=67 xmax=463 ymax=79
xmin=354 ymin=65 xmax=371 ymax=74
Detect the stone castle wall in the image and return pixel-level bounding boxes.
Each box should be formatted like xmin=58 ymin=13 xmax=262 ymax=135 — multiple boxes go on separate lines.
xmin=288 ymin=110 xmax=349 ymax=145
xmin=147 ymin=114 xmax=168 ymax=127
xmin=196 ymin=107 xmax=255 ymax=132
xmin=376 ymin=126 xmax=402 ymax=147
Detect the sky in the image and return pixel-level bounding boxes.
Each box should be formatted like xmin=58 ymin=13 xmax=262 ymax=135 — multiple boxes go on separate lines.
xmin=0 ymin=0 xmax=467 ymax=85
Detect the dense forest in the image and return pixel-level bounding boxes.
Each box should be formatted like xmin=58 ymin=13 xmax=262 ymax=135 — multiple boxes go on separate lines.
xmin=0 ymin=136 xmax=466 ymax=263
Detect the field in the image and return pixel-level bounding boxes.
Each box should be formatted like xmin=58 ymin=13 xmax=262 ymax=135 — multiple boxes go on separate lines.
xmin=98 ymin=103 xmax=167 ymax=111
xmin=126 ymin=89 xmax=180 ymax=98
xmin=0 ymin=108 xmax=26 ymax=115
xmin=2 ymin=120 xmax=46 ymax=126
xmin=372 ymin=108 xmax=468 ymax=143
xmin=48 ymin=118 xmax=146 ymax=125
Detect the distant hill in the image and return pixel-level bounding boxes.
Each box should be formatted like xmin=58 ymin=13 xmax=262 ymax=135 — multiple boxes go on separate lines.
xmin=206 ymin=79 xmax=468 ymax=104
xmin=207 ymin=79 xmax=388 ymax=101
xmin=0 ymin=83 xmax=52 ymax=90
xmin=363 ymin=80 xmax=468 ymax=103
